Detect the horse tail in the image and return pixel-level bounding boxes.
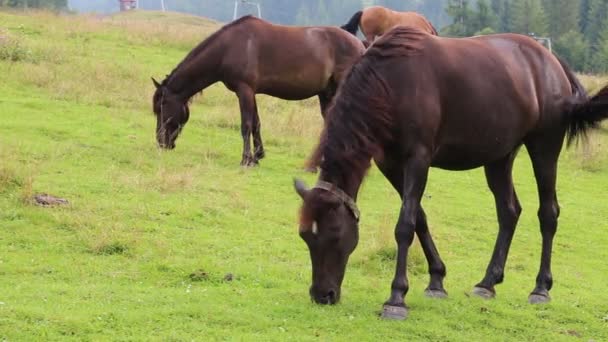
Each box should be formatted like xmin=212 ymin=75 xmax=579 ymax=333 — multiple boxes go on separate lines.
xmin=557 ymin=55 xmax=587 ymax=99
xmin=340 ymin=11 xmax=363 ymax=36
xmin=566 ymin=85 xmax=608 ymax=145
xmin=560 ymin=56 xmax=608 ymax=145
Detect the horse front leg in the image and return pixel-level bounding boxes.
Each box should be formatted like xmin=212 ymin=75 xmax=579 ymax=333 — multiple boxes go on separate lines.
xmin=375 ymin=158 xmax=447 ymax=298
xmin=236 ymin=86 xmax=256 ymax=167
xmin=318 ymin=88 xmax=334 ymax=119
xmin=251 ymin=96 xmax=265 ymax=162
xmin=382 ymin=153 xmax=431 ymax=320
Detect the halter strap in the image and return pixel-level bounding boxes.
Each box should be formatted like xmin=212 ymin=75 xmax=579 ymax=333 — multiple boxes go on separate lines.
xmin=313 ymin=180 xmax=360 ymax=222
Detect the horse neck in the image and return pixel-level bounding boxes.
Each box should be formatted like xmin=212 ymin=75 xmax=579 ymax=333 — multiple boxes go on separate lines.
xmin=166 ymin=40 xmax=224 ymax=100
xmin=318 ymin=154 xmax=372 ymax=202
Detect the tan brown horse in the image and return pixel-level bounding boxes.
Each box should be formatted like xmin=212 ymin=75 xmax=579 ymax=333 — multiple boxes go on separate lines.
xmin=152 ymin=16 xmax=365 ymax=166
xmin=294 ymin=27 xmax=608 ymax=319
xmin=341 ymin=6 xmax=437 ymax=45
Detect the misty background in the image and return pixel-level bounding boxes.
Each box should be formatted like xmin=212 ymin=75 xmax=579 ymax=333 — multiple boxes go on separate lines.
xmin=3 ymin=0 xmax=608 ymax=73
xmin=66 ymin=0 xmax=451 ymax=27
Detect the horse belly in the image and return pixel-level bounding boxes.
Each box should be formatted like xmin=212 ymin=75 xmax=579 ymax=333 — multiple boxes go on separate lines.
xmin=257 ymin=70 xmax=329 ymax=100
xmin=431 ymin=135 xmax=521 ymax=171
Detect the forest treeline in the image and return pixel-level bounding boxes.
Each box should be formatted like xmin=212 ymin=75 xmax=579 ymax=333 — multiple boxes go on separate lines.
xmin=5 ymin=0 xmax=608 ymax=73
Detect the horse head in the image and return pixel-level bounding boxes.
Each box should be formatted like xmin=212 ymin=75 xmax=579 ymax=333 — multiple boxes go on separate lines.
xmin=152 ymin=77 xmax=190 ymax=150
xmin=294 ymin=178 xmax=360 ymax=305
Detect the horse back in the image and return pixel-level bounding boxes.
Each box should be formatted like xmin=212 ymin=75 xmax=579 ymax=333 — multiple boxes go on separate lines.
xmin=221 ymin=18 xmax=364 ymax=99
xmin=367 ymin=27 xmax=572 ymax=169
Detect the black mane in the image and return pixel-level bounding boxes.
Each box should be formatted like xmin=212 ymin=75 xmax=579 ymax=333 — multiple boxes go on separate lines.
xmin=308 ymin=47 xmax=396 ymax=182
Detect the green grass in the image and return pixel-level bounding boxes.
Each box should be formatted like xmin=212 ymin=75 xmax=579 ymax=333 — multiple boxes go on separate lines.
xmin=1 ymin=9 xmax=608 ymax=341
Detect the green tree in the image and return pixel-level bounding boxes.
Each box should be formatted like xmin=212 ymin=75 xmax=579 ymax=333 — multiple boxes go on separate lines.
xmin=542 ymin=0 xmax=579 ymax=38
xmin=3 ymin=0 xmax=66 ymax=8
xmin=473 ymin=0 xmax=499 ymax=33
xmin=589 ymin=21 xmax=608 ymax=73
xmin=579 ymin=0 xmax=591 ymax=34
xmin=583 ymin=0 xmax=608 ymax=48
xmin=510 ymin=0 xmax=546 ymax=35
xmin=554 ymin=30 xmax=588 ymax=71
xmin=444 ymin=0 xmax=475 ymax=36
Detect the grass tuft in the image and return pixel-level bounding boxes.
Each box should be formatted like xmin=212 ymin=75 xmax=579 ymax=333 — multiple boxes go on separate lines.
xmin=0 ymin=166 xmax=23 ymax=192
xmin=0 ymin=30 xmax=33 ymax=62
xmin=92 ymin=241 xmax=130 ymax=255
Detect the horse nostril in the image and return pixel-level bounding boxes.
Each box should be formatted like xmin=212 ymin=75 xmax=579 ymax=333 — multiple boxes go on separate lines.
xmin=327 ymin=290 xmax=337 ymax=302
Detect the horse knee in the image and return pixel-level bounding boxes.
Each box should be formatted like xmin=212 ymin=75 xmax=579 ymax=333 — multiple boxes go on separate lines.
xmin=507 ymin=200 xmax=522 ymax=222
xmin=537 ymin=201 xmax=559 ymax=224
xmin=241 ymin=119 xmax=253 ymax=137
xmin=394 ymin=222 xmax=415 ymax=246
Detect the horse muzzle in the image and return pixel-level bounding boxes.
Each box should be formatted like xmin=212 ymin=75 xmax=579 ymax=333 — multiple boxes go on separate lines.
xmin=310 ymin=286 xmax=340 ymax=305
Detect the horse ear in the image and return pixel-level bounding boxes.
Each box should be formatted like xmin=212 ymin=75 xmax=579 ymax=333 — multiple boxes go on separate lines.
xmin=151 ymin=77 xmax=161 ymax=89
xmin=293 ymin=178 xmax=309 ymax=199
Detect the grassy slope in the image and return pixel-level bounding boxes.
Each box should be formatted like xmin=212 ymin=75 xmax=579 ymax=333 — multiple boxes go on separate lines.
xmin=1 ymin=9 xmax=607 ymax=341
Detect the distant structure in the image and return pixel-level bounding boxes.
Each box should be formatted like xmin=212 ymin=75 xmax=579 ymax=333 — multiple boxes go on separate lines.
xmin=119 ymin=0 xmax=137 ymax=11
xmin=528 ymin=33 xmax=552 ymax=53
xmin=233 ymin=0 xmax=262 ymax=20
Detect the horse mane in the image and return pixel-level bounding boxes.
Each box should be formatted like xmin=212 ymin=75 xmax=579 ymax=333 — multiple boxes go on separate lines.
xmin=308 ymin=26 xmax=430 ymax=179
xmin=307 ymin=49 xmax=396 ymax=180
xmin=160 ymin=15 xmax=258 ymax=86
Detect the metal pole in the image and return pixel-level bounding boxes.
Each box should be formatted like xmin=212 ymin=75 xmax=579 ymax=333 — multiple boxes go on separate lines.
xmin=160 ymin=0 xmax=166 ymax=11
xmin=233 ymin=1 xmax=239 ymax=20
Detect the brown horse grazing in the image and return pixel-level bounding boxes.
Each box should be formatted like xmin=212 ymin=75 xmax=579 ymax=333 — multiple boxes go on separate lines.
xmin=152 ymin=15 xmax=365 ymax=166
xmin=294 ymin=27 xmax=608 ymax=319
xmin=341 ymin=6 xmax=437 ymax=45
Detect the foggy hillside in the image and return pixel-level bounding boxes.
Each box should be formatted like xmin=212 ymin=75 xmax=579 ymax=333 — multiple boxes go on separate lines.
xmin=67 ymin=0 xmax=451 ymax=27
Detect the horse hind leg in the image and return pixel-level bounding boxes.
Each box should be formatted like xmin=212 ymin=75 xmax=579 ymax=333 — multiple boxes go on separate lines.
xmin=473 ymin=151 xmax=522 ymax=299
xmin=417 ymin=208 xmax=448 ymax=298
xmin=525 ymin=137 xmax=563 ymax=304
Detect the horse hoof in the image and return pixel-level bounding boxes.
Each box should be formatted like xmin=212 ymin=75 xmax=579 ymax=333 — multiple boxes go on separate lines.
xmin=424 ymin=288 xmax=448 ymax=299
xmin=380 ymin=305 xmax=408 ymax=320
xmin=471 ymin=286 xmax=495 ymax=299
xmin=240 ymin=158 xmax=258 ymax=168
xmin=528 ymin=293 xmax=551 ymax=304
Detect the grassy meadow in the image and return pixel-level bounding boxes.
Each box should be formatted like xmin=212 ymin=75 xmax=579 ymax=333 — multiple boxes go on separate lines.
xmin=1 ymin=9 xmax=607 ymax=341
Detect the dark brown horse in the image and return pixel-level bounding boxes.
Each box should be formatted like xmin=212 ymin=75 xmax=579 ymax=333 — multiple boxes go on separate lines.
xmin=294 ymin=27 xmax=608 ymax=319
xmin=341 ymin=6 xmax=437 ymax=45
xmin=152 ymin=15 xmax=365 ymax=166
